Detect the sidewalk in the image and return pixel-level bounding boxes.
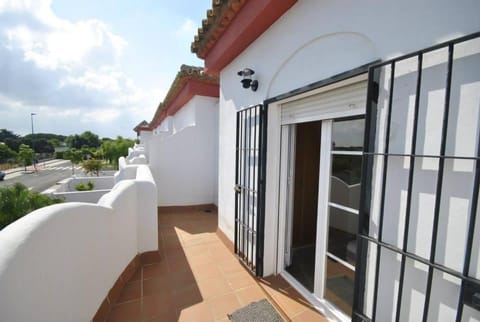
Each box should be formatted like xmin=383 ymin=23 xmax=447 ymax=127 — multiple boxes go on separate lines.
xmin=3 ymin=159 xmax=64 ymax=175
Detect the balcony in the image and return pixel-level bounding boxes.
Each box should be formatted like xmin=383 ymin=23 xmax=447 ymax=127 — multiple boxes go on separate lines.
xmin=102 ymin=207 xmax=328 ymax=322
xmin=0 ymin=148 xmax=327 ymax=322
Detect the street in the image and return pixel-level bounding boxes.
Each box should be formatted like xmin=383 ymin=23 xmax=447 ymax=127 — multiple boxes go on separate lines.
xmin=0 ymin=160 xmax=82 ymax=192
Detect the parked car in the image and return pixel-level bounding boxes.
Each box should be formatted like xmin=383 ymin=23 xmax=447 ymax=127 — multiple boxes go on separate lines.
xmin=0 ymin=171 xmax=5 ymax=181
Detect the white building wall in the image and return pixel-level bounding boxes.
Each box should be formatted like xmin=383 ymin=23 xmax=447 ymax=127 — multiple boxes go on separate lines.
xmin=148 ymin=95 xmax=219 ymax=206
xmin=218 ymin=0 xmax=480 ymax=243
xmin=215 ymin=0 xmax=480 ymax=320
xmin=365 ymin=46 xmax=480 ymax=322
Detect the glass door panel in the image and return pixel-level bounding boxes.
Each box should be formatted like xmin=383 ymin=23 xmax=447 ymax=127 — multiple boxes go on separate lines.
xmin=285 ymin=121 xmax=322 ymax=292
xmin=325 ymin=117 xmax=364 ymax=317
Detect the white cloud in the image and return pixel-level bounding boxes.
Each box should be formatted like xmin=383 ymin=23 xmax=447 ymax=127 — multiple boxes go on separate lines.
xmin=0 ymin=0 xmax=150 ymax=138
xmin=177 ymin=18 xmax=197 ymax=37
xmin=81 ymin=108 xmax=121 ymax=124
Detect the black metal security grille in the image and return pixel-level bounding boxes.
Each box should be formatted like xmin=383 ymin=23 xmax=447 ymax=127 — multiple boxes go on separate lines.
xmin=353 ymin=32 xmax=480 ymax=321
xmin=235 ymin=104 xmax=267 ymax=276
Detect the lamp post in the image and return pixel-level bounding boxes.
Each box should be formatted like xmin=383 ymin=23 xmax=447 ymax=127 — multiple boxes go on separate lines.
xmin=31 ymin=113 xmax=36 ymax=172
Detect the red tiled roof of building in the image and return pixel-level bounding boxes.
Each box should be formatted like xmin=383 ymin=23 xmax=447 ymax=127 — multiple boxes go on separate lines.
xmin=191 ymin=0 xmax=248 ymax=59
xmin=191 ymin=0 xmax=296 ymax=74
xmin=147 ymin=65 xmax=219 ymax=130
xmin=133 ymin=120 xmax=150 ymax=134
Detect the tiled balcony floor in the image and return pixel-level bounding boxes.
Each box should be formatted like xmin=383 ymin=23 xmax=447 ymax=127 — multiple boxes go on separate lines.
xmin=105 ymin=208 xmax=328 ymax=322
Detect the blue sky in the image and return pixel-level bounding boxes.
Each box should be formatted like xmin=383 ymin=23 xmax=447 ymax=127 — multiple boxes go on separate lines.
xmin=0 ymin=0 xmax=211 ymax=139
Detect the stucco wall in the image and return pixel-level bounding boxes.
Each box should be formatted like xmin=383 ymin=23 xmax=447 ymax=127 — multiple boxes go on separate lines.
xmin=216 ymin=0 xmax=480 ymax=252
xmin=364 ymin=50 xmax=480 ymax=322
xmin=215 ymin=0 xmax=480 ymax=320
xmin=148 ymin=95 xmax=219 ymax=207
xmin=0 ymin=164 xmax=157 ymax=321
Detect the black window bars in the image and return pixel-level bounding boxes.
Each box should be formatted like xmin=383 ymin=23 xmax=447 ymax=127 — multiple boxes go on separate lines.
xmin=353 ymin=32 xmax=480 ymax=321
xmin=234 ymin=104 xmax=268 ymax=276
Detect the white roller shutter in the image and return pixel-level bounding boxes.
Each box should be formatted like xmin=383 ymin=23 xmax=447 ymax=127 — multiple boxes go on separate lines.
xmin=281 ymin=80 xmax=368 ymax=125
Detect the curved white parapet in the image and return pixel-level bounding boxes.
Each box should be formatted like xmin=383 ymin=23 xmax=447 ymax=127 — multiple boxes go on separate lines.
xmin=128 ymin=154 xmax=148 ymax=165
xmin=0 ymin=165 xmax=158 ymax=322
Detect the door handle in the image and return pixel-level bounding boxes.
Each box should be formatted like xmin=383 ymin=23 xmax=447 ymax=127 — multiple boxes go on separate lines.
xmin=234 ymin=185 xmax=242 ymax=193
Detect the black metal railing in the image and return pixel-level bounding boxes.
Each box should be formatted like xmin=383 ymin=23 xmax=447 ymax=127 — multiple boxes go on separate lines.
xmin=235 ymin=104 xmax=267 ymax=276
xmin=353 ymin=32 xmax=480 ymax=321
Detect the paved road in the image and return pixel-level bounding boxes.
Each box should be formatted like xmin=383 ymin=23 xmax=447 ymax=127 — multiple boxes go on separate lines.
xmin=0 ymin=160 xmax=83 ymax=192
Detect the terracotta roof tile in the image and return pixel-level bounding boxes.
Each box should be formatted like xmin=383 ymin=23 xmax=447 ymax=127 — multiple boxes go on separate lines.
xmin=133 ymin=120 xmax=150 ymax=133
xmin=191 ymin=0 xmax=248 ymax=58
xmin=147 ymin=65 xmax=219 ymax=129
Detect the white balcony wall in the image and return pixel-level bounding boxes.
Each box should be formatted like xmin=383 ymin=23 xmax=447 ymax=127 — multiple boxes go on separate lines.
xmin=148 ymin=95 xmax=219 ymax=207
xmin=0 ymin=164 xmax=157 ymax=322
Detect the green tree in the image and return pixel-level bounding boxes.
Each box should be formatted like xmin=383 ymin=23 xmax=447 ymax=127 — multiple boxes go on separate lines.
xmin=18 ymin=144 xmax=34 ymax=171
xmin=0 ymin=129 xmax=20 ymax=142
xmin=4 ymin=137 xmax=21 ymax=152
xmin=80 ymin=131 xmax=101 ymax=148
xmin=0 ymin=143 xmax=17 ymax=163
xmin=48 ymin=138 xmax=62 ymax=148
xmin=82 ymin=159 xmax=102 ymax=176
xmin=0 ymin=183 xmax=63 ymax=230
xmin=66 ymin=131 xmax=101 ymax=149
xmin=102 ymin=136 xmax=135 ymax=169
xmin=64 ymin=149 xmax=83 ymax=174
xmin=93 ymin=150 xmax=104 ymax=160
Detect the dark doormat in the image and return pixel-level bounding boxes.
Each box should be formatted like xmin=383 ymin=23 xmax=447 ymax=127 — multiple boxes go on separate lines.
xmin=228 ymin=299 xmax=285 ymax=322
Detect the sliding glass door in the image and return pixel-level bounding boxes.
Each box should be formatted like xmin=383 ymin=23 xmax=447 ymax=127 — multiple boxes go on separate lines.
xmin=282 ymin=116 xmax=364 ymax=317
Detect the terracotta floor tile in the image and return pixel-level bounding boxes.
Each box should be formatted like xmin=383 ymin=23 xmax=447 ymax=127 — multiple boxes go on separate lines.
xmin=117 ymin=280 xmax=141 ymax=303
xmin=103 ymin=211 xmax=329 ymax=322
xmin=234 ymin=285 xmax=267 ymax=306
xmin=143 ymin=262 xmax=169 ymax=280
xmin=173 ymin=283 xmax=204 ymax=311
xmin=188 ymin=252 xmax=215 ymax=267
xmin=192 ymin=263 xmax=222 ymax=282
xmin=163 ymin=246 xmax=186 ymax=261
xmin=162 ymin=236 xmax=183 ymax=250
xmin=128 ymin=267 xmax=142 ymax=282
xmin=197 ymin=277 xmax=232 ymax=299
xmin=143 ymin=275 xmax=174 ymax=297
xmin=184 ymin=244 xmax=211 ymax=257
xmin=207 ymin=292 xmax=242 ymax=321
xmin=178 ymin=301 xmax=215 ymax=322
xmin=182 ymin=237 xmax=212 ymax=247
xmin=259 ymin=275 xmax=291 ymax=291
xmin=167 ymin=255 xmax=190 ymax=273
xmin=217 ymin=259 xmax=245 ymax=276
xmin=225 ymin=270 xmax=257 ymax=291
xmin=269 ymin=287 xmax=312 ymax=318
xmin=172 ymin=270 xmax=196 ymax=287
xmin=142 ymin=293 xmax=176 ymax=321
xmin=107 ymin=300 xmax=141 ymax=322
xmin=291 ymin=307 xmax=330 ymax=321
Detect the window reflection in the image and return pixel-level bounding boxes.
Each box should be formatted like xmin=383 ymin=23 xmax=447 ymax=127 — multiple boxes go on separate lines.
xmin=332 ymin=118 xmax=365 ymax=151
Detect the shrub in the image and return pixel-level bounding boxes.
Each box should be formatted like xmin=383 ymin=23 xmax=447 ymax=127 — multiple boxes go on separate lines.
xmin=0 ymin=183 xmax=64 ymax=230
xmin=82 ymin=159 xmax=102 ymax=176
xmin=75 ymin=181 xmax=94 ymax=191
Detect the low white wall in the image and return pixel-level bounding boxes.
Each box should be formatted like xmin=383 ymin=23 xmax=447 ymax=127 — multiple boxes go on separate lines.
xmin=148 ymin=95 xmax=219 ymax=207
xmin=0 ymin=165 xmax=158 ymax=321
xmin=114 ymin=157 xmax=139 ymax=183
xmin=44 ymin=176 xmax=115 ymax=203
xmin=53 ymin=189 xmax=111 ymax=203
xmin=68 ymin=177 xmax=115 ymax=191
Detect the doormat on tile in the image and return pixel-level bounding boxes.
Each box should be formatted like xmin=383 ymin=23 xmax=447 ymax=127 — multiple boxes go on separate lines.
xmin=228 ymin=299 xmax=284 ymax=322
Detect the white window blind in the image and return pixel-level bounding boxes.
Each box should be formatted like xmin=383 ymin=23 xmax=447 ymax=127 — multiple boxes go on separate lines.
xmin=281 ymin=81 xmax=368 ymax=125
